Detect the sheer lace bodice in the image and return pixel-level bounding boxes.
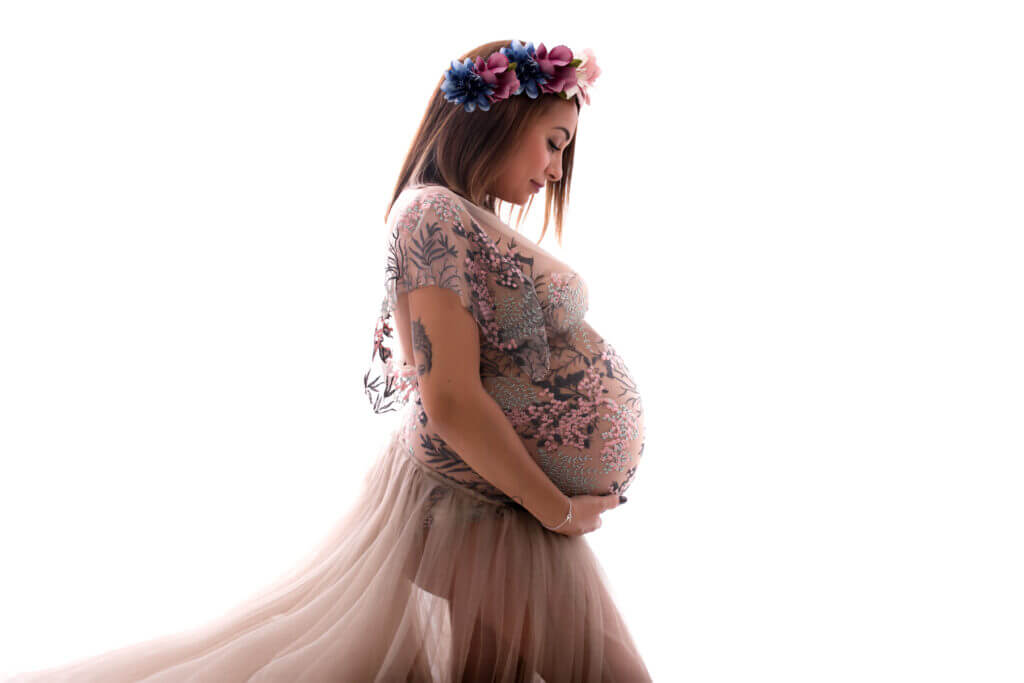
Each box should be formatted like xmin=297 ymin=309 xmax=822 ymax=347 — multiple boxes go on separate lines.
xmin=364 ymin=184 xmax=645 ymax=504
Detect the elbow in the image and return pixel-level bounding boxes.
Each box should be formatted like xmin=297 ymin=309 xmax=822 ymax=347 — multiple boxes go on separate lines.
xmin=420 ymin=386 xmax=481 ymax=430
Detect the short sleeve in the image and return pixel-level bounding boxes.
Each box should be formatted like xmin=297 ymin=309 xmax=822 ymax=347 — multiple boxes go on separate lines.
xmin=386 ymin=188 xmax=485 ymax=327
xmin=364 ymin=186 xmax=551 ymax=415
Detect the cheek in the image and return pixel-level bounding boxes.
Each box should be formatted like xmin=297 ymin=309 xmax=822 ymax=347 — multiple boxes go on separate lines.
xmin=502 ymin=139 xmax=548 ymax=183
xmin=529 ymin=140 xmax=549 ymax=169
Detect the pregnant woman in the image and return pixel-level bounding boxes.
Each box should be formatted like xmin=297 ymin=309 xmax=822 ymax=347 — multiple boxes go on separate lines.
xmin=4 ymin=39 xmax=650 ymax=683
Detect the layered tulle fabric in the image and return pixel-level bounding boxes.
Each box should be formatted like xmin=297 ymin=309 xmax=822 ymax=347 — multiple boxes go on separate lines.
xmin=3 ymin=427 xmax=650 ymax=682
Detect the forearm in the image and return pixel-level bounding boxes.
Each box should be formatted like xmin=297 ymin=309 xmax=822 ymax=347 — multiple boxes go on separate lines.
xmin=430 ymin=388 xmax=570 ymax=528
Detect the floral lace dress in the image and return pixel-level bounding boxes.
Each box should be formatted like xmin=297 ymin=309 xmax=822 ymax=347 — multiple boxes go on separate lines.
xmin=364 ymin=183 xmax=646 ymax=506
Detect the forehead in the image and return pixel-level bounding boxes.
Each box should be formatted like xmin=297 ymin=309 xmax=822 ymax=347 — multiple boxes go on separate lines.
xmin=537 ymin=100 xmax=578 ymax=135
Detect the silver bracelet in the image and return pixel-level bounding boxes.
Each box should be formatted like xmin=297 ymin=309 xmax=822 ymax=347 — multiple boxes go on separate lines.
xmin=542 ymin=498 xmax=572 ymax=531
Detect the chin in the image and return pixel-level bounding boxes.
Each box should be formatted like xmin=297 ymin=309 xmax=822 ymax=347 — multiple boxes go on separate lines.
xmin=493 ymin=188 xmax=530 ymax=207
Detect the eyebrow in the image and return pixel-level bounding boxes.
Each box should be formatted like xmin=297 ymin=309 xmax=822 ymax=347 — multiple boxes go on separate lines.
xmin=556 ymin=126 xmax=572 ymax=143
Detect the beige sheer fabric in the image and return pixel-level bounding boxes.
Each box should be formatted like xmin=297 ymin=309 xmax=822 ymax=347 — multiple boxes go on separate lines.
xmin=5 ymin=184 xmax=651 ymax=682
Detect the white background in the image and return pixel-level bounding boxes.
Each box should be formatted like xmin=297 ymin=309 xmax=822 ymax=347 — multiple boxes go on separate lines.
xmin=2 ymin=1 xmax=1022 ymax=680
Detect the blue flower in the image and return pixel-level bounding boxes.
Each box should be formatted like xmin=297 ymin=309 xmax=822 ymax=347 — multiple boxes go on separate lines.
xmin=499 ymin=39 xmax=548 ymax=99
xmin=440 ymin=58 xmax=496 ymax=112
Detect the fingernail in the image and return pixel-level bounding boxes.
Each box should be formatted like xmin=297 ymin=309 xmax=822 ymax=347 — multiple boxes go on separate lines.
xmin=619 ymin=495 xmax=628 ymax=504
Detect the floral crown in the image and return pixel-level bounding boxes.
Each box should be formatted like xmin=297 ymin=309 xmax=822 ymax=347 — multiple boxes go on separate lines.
xmin=440 ymin=39 xmax=602 ymax=113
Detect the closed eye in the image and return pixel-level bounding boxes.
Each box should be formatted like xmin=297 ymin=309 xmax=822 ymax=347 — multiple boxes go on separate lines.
xmin=548 ymin=140 xmax=561 ymax=152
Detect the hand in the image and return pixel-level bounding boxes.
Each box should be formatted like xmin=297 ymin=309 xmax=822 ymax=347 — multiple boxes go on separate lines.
xmin=543 ymin=493 xmax=622 ymax=536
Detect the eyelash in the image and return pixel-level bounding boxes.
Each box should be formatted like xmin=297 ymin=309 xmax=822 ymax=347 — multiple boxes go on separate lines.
xmin=548 ymin=140 xmax=561 ymax=152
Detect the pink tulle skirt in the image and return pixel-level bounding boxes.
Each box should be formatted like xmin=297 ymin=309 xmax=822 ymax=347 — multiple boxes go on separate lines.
xmin=3 ymin=428 xmax=651 ymax=682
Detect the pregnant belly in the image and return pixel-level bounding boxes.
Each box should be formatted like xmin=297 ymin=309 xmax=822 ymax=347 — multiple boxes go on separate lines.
xmin=482 ymin=321 xmax=646 ymax=498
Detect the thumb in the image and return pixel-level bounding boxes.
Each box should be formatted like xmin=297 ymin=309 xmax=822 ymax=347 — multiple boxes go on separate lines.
xmin=606 ymin=493 xmax=622 ymax=510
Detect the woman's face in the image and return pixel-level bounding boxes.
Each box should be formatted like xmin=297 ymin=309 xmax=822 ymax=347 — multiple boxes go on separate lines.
xmin=491 ymin=98 xmax=579 ymax=206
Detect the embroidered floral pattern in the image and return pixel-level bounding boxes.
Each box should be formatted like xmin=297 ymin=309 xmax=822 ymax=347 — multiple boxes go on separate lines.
xmin=365 ymin=188 xmax=551 ymax=416
xmin=543 ymin=271 xmax=589 ymax=336
xmin=365 ymin=185 xmax=646 ymax=501
xmin=500 ymin=344 xmax=644 ymax=492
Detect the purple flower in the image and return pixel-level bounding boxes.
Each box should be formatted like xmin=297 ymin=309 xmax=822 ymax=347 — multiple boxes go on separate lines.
xmin=534 ymin=43 xmax=578 ymax=96
xmin=473 ymin=52 xmax=519 ymax=103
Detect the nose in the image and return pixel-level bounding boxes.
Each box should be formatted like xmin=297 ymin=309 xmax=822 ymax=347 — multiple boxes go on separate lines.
xmin=547 ymin=158 xmax=562 ymax=184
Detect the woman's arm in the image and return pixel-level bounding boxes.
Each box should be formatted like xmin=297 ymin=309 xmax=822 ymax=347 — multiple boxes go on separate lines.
xmin=430 ymin=386 xmax=570 ymax=528
xmin=407 ymin=283 xmax=569 ymax=528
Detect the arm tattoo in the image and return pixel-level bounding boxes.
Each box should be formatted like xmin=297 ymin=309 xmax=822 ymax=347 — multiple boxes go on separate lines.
xmin=411 ymin=317 xmax=433 ymax=376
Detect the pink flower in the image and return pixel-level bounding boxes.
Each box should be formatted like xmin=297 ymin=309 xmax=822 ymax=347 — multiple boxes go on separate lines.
xmin=563 ymin=47 xmax=601 ymax=106
xmin=474 ymin=52 xmax=520 ymax=102
xmin=533 ymin=43 xmax=579 ymax=95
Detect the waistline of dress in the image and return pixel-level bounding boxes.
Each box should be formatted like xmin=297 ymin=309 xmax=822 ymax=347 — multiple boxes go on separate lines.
xmin=397 ymin=433 xmax=516 ymax=509
xmin=404 ymin=451 xmax=513 ymax=508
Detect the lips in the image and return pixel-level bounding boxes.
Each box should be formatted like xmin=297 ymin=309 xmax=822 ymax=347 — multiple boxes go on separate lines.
xmin=530 ymin=180 xmax=543 ymax=192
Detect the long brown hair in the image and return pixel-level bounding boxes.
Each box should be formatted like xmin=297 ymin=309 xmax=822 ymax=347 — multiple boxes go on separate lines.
xmin=384 ymin=39 xmax=581 ymax=247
